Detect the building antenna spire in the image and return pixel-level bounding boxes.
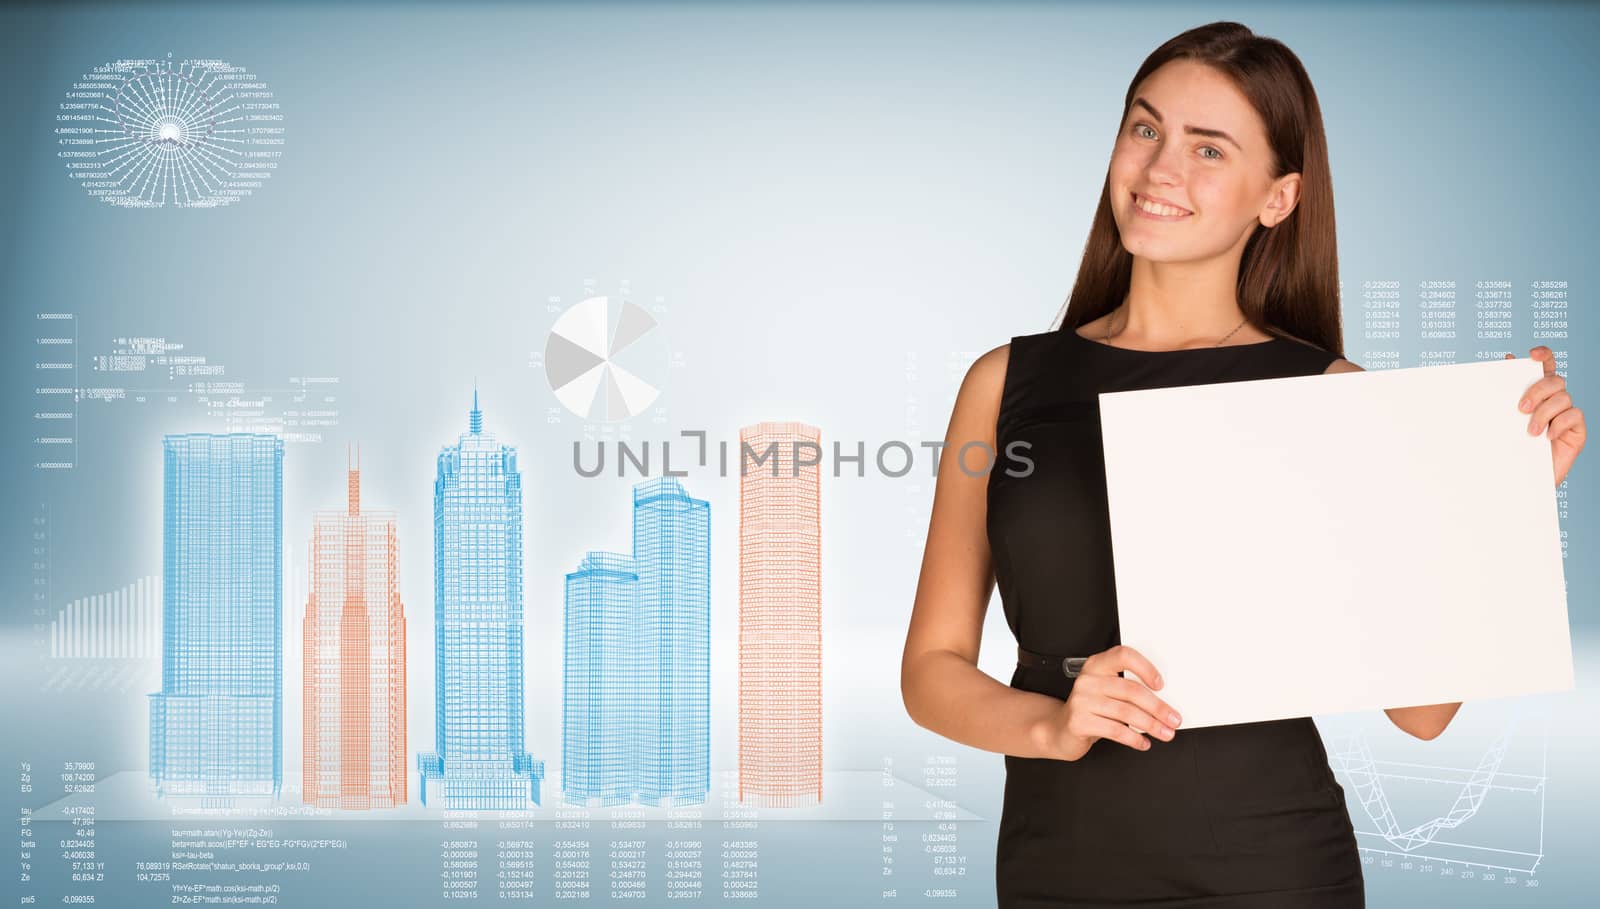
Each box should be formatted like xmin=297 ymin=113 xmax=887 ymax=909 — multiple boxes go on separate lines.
xmin=347 ymin=442 xmax=360 ymax=515
xmin=470 ymin=380 xmax=483 ymax=434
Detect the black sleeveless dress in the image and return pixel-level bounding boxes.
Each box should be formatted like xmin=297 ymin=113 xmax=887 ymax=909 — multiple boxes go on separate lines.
xmin=987 ymin=326 xmax=1365 ymax=908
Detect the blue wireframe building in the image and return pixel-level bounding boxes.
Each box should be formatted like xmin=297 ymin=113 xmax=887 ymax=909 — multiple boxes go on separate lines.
xmin=418 ymin=392 xmax=544 ymax=808
xmin=563 ymin=551 xmax=638 ymax=806
xmin=149 ymin=433 xmax=284 ymax=799
xmin=563 ymin=476 xmax=710 ymax=806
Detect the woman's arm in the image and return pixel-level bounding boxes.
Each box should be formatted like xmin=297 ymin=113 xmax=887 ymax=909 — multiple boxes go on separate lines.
xmin=1327 ymin=357 xmax=1465 ymax=740
xmin=1383 ymin=703 xmax=1462 ymax=740
xmin=900 ymin=343 xmax=1075 ymax=760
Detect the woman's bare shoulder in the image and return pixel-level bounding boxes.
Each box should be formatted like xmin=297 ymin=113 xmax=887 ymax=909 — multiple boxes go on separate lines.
xmin=966 ymin=342 xmax=1012 ymax=386
xmin=947 ymin=342 xmax=1013 ymax=439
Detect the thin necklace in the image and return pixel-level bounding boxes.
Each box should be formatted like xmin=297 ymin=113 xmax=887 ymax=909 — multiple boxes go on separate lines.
xmin=1103 ymin=305 xmax=1250 ymax=349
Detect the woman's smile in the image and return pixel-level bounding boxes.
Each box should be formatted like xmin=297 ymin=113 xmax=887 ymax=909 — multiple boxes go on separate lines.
xmin=1132 ymin=191 xmax=1193 ymax=221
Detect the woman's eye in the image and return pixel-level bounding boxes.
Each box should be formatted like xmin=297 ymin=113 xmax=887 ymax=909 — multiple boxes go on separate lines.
xmin=1133 ymin=124 xmax=1222 ymax=160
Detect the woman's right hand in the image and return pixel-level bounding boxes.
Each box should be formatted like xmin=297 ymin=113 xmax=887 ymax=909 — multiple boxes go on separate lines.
xmin=1039 ymin=645 xmax=1183 ymax=761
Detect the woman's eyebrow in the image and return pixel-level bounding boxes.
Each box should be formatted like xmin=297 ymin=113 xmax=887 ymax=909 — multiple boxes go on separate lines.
xmin=1132 ymin=96 xmax=1242 ymax=152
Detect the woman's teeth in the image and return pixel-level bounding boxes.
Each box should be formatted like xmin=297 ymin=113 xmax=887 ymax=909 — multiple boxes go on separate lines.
xmin=1135 ymin=194 xmax=1190 ymax=217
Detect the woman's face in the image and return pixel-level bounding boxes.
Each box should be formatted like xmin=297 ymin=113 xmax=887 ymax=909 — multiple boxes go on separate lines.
xmin=1107 ymin=59 xmax=1298 ymax=264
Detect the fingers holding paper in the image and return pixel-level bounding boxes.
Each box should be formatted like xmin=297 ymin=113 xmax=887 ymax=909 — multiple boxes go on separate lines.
xmin=1507 ymin=346 xmax=1587 ymax=487
xmin=1043 ymin=644 xmax=1183 ymax=762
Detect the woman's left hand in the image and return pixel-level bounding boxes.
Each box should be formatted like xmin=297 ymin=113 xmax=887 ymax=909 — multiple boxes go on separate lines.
xmin=1509 ymin=346 xmax=1586 ymax=487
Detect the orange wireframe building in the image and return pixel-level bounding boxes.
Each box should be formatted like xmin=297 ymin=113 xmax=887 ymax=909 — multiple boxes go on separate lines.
xmin=303 ymin=450 xmax=407 ymax=809
xmin=737 ymin=421 xmax=822 ymax=806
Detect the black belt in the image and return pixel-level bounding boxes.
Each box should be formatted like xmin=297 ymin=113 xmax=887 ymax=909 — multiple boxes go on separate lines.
xmin=1017 ymin=646 xmax=1090 ymax=679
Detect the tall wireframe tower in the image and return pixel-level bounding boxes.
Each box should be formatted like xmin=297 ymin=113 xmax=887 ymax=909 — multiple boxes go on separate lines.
xmin=417 ymin=391 xmax=544 ymax=808
xmin=737 ymin=422 xmax=822 ymax=806
xmin=632 ymin=476 xmax=711 ymax=805
xmin=149 ymin=433 xmax=284 ymax=799
xmin=303 ymin=448 xmax=407 ymax=809
xmin=563 ymin=551 xmax=638 ymax=806
xmin=562 ymin=477 xmax=710 ymax=807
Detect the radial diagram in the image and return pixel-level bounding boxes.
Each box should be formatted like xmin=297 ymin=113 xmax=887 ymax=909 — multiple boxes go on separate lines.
xmin=57 ymin=55 xmax=283 ymax=208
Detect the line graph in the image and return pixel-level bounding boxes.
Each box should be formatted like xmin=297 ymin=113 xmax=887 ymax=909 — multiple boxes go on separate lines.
xmin=1327 ymin=719 xmax=1547 ymax=875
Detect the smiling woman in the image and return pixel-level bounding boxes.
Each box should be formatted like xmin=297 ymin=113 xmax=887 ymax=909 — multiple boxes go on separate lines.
xmin=895 ymin=19 xmax=1591 ymax=909
xmin=901 ymin=18 xmax=1589 ymax=907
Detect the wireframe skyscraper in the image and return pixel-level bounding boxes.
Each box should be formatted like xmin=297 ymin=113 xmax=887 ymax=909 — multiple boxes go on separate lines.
xmin=737 ymin=422 xmax=822 ymax=806
xmin=632 ymin=476 xmax=711 ymax=804
xmin=563 ymin=477 xmax=710 ymax=806
xmin=303 ymin=449 xmax=407 ymax=809
xmin=149 ymin=433 xmax=284 ymax=799
xmin=563 ymin=551 xmax=638 ymax=806
xmin=418 ymin=392 xmax=544 ymax=808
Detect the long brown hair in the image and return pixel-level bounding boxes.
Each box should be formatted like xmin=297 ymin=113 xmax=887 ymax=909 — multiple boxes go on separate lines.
xmin=1051 ymin=21 xmax=1343 ymax=356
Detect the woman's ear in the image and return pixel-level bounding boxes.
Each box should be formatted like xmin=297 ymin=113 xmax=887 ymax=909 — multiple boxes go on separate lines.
xmin=1261 ymin=173 xmax=1302 ymax=228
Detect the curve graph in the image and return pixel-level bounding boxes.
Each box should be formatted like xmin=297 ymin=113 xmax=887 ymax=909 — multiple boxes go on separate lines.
xmin=1327 ymin=721 xmax=1547 ymax=875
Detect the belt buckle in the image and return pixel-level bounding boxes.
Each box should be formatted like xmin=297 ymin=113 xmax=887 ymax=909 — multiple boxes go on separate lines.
xmin=1062 ymin=656 xmax=1088 ymax=679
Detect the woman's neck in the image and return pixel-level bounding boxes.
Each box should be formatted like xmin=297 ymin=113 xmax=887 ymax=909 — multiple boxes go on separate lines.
xmin=1113 ymin=255 xmax=1263 ymax=345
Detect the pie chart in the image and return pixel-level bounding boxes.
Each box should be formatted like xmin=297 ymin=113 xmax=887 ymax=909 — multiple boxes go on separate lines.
xmin=543 ymin=295 xmax=668 ymax=423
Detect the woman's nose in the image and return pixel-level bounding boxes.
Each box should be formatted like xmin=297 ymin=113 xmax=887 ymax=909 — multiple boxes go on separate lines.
xmin=1143 ymin=142 xmax=1186 ymax=185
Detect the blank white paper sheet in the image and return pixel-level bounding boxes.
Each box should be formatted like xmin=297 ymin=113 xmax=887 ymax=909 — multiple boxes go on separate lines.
xmin=1097 ymin=357 xmax=1573 ymax=730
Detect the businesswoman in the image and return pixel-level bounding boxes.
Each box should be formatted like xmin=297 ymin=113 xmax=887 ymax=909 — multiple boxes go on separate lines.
xmin=900 ymin=20 xmax=1586 ymax=908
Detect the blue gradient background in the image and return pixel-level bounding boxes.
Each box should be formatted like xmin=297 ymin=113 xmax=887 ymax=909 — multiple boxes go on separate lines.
xmin=2 ymin=1 xmax=1597 ymax=906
